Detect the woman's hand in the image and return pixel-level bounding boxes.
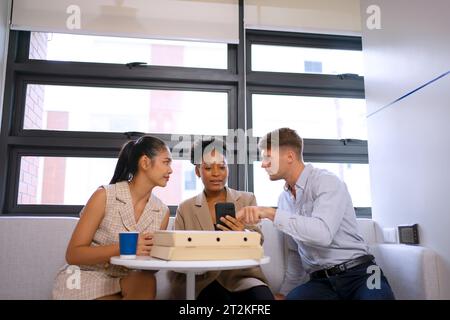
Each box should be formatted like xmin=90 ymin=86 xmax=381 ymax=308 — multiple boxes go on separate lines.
xmin=216 ymin=215 xmax=245 ymax=231
xmin=136 ymin=232 xmax=154 ymax=256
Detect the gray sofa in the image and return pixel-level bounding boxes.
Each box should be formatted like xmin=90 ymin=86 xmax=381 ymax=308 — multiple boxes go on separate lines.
xmin=0 ymin=216 xmax=442 ymax=299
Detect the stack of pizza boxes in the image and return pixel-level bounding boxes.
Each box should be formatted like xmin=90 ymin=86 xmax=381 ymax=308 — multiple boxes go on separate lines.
xmin=151 ymin=230 xmax=263 ymax=260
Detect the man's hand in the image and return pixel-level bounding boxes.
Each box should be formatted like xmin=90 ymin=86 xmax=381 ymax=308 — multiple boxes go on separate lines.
xmin=236 ymin=206 xmax=276 ymax=224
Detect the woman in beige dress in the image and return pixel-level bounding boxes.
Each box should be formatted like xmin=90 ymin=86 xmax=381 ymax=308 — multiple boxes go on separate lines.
xmin=172 ymin=138 xmax=274 ymax=301
xmin=52 ymin=135 xmax=172 ymax=300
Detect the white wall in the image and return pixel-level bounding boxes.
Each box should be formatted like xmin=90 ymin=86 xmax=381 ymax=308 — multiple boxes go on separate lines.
xmin=361 ymin=0 xmax=450 ymax=299
xmin=0 ymin=0 xmax=10 ymax=131
xmin=361 ymin=0 xmax=450 ymax=116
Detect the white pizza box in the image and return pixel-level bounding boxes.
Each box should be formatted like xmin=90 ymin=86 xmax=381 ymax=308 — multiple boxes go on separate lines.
xmin=153 ymin=230 xmax=261 ymax=247
xmin=150 ymin=245 xmax=264 ymax=261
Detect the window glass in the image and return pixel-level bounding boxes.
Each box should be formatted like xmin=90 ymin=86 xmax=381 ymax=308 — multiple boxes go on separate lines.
xmin=23 ymin=85 xmax=228 ymax=136
xmin=253 ymin=162 xmax=371 ymax=207
xmin=30 ymin=32 xmax=228 ymax=69
xmin=252 ymin=94 xmax=367 ymax=140
xmin=252 ymin=44 xmax=364 ymax=75
xmin=18 ymin=157 xmax=203 ymax=206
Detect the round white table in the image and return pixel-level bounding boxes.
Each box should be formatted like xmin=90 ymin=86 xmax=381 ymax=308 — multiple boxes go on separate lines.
xmin=110 ymin=256 xmax=270 ymax=300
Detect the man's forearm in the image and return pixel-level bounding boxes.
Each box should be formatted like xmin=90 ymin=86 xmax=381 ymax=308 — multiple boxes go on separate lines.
xmin=261 ymin=207 xmax=277 ymax=221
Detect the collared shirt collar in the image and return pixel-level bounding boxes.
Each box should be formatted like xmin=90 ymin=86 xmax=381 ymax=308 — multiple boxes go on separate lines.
xmin=283 ymin=163 xmax=313 ymax=193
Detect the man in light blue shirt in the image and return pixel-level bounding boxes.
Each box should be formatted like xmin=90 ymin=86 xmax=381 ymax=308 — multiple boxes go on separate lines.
xmin=237 ymin=128 xmax=395 ymax=300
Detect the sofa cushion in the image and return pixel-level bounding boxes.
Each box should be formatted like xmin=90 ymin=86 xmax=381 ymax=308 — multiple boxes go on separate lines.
xmin=0 ymin=216 xmax=78 ymax=299
xmin=356 ymin=218 xmax=378 ymax=245
xmin=0 ymin=216 xmax=442 ymax=300
xmin=260 ymin=220 xmax=286 ymax=293
xmin=369 ymin=244 xmax=440 ymax=300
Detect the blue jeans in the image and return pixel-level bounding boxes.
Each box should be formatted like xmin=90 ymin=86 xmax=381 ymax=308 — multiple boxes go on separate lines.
xmin=286 ymin=261 xmax=395 ymax=300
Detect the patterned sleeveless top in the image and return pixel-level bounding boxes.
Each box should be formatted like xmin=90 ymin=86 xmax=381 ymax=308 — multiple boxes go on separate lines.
xmin=93 ymin=181 xmax=167 ymax=246
xmin=52 ymin=181 xmax=168 ymax=300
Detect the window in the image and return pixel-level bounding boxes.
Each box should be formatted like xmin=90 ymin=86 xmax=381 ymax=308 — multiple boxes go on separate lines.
xmin=247 ymin=30 xmax=369 ymax=217
xmin=1 ymin=28 xmax=369 ymax=217
xmin=18 ymin=156 xmax=117 ymax=205
xmin=18 ymin=157 xmax=203 ymax=206
xmin=251 ymin=44 xmax=364 ymax=75
xmin=24 ymin=84 xmax=228 ymax=135
xmin=30 ymin=32 xmax=228 ymax=69
xmin=304 ymin=61 xmax=322 ymax=73
xmin=253 ymin=162 xmax=371 ymax=208
xmin=252 ymin=94 xmax=367 ymax=140
xmin=1 ymin=30 xmax=237 ymax=215
xmin=184 ymin=168 xmax=197 ymax=191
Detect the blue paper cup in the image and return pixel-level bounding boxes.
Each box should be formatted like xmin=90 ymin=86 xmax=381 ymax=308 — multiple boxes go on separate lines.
xmin=119 ymin=231 xmax=139 ymax=259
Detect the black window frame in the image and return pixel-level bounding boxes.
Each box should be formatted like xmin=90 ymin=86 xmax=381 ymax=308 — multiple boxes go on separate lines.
xmin=245 ymin=30 xmax=371 ymax=218
xmin=0 ymin=30 xmax=241 ymax=216
xmin=0 ymin=3 xmax=371 ymax=218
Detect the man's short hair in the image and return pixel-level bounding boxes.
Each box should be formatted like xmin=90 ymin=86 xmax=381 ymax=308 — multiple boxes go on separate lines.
xmin=259 ymin=128 xmax=303 ymax=159
xmin=190 ymin=138 xmax=227 ymax=165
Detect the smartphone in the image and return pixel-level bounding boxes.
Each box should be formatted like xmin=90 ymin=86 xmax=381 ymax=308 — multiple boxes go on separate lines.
xmin=215 ymin=202 xmax=236 ymax=230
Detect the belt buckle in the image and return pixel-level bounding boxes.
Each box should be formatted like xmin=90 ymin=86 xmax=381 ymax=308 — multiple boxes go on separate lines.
xmin=324 ymin=264 xmax=346 ymax=278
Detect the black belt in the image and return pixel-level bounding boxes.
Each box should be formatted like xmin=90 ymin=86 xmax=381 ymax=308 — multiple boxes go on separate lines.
xmin=310 ymin=254 xmax=375 ymax=279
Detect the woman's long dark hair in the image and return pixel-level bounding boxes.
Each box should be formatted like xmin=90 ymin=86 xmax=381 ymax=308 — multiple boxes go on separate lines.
xmin=110 ymin=135 xmax=167 ymax=184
